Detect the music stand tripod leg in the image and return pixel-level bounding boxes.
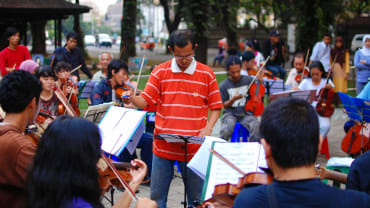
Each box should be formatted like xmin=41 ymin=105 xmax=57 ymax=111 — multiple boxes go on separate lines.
xmin=182 ymin=136 xmax=188 ymax=208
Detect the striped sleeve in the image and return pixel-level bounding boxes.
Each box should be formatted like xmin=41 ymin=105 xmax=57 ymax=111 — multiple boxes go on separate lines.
xmin=207 ymin=70 xmax=223 ymax=110
xmin=141 ymin=66 xmax=162 ymax=106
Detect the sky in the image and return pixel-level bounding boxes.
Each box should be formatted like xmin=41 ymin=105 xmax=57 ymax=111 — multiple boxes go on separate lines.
xmin=80 ymin=0 xmax=118 ymax=16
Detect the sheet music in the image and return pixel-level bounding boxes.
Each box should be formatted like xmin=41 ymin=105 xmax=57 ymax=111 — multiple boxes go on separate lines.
xmin=99 ymin=106 xmax=146 ymax=156
xmin=187 ymin=136 xmax=226 ymax=179
xmin=202 ymin=142 xmax=267 ymax=201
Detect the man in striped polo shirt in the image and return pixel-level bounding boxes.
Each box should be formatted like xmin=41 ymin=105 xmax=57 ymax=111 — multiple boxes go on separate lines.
xmin=124 ymin=29 xmax=223 ymax=208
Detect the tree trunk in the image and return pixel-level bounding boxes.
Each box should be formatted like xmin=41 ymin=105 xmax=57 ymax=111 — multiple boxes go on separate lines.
xmin=219 ymin=0 xmax=239 ymax=52
xmin=30 ymin=20 xmax=47 ymax=54
xmin=188 ymin=0 xmax=209 ymax=64
xmin=74 ymin=0 xmax=88 ymax=59
xmin=160 ymin=0 xmax=184 ymax=53
xmin=121 ymin=0 xmax=137 ymax=62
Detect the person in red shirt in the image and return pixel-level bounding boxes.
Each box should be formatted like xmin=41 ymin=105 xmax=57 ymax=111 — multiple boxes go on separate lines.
xmin=0 ymin=27 xmax=31 ymax=76
xmin=124 ymin=29 xmax=223 ymax=208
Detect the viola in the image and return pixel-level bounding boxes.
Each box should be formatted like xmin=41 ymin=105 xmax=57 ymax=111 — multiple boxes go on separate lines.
xmin=245 ymin=81 xmax=265 ymax=116
xmin=59 ymin=78 xmax=80 ymax=116
xmin=341 ymin=123 xmax=370 ymax=155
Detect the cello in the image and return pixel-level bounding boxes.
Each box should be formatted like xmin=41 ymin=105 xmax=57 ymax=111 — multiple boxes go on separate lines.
xmin=316 ymin=55 xmax=337 ymax=117
xmin=244 ymin=57 xmax=270 ymax=116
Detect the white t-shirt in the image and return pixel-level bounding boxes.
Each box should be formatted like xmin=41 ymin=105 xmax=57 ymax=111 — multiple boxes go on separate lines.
xmin=285 ymin=67 xmax=309 ymax=89
xmin=298 ymin=78 xmax=334 ymax=107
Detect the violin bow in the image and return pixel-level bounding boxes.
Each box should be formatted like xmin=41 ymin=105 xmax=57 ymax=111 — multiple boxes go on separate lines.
xmin=210 ymin=149 xmax=246 ymax=175
xmin=101 ymin=153 xmax=138 ymax=201
xmin=300 ymin=48 xmax=310 ymax=81
xmin=244 ymin=56 xmax=270 ymax=96
xmin=70 ymin=65 xmax=82 ymax=74
xmin=133 ymin=56 xmax=145 ymax=97
xmin=54 ymin=86 xmax=77 ymax=116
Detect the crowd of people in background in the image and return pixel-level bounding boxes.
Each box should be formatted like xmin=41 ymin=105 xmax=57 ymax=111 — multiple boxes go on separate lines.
xmin=0 ymin=25 xmax=369 ymax=208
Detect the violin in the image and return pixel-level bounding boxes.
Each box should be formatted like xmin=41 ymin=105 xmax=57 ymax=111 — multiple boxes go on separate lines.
xmin=247 ymin=68 xmax=277 ymax=80
xmin=245 ymin=81 xmax=265 ymax=116
xmin=341 ymin=123 xmax=370 ymax=155
xmin=294 ymin=68 xmax=309 ymax=84
xmin=25 ymin=125 xmax=41 ymax=145
xmin=54 ymin=86 xmax=78 ymax=117
xmin=59 ymin=78 xmax=80 ymax=116
xmin=295 ymin=49 xmax=311 ymax=84
xmin=98 ymin=158 xmax=134 ymax=194
xmin=316 ymin=55 xmax=336 ymax=117
xmin=28 ymin=111 xmax=54 ymax=145
xmin=197 ymin=149 xmax=273 ymax=208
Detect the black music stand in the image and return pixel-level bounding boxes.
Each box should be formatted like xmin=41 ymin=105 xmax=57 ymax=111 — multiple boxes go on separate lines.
xmin=156 ymin=133 xmax=204 ymax=208
xmin=338 ymin=92 xmax=370 ymax=154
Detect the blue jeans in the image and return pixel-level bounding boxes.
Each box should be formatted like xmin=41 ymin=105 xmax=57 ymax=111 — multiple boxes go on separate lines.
xmin=266 ymin=64 xmax=286 ymax=79
xmin=150 ymin=154 xmax=203 ymax=208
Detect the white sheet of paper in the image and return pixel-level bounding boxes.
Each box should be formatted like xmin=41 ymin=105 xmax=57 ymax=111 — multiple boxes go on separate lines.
xmin=99 ymin=106 xmax=146 ymax=156
xmin=187 ymin=136 xmax=226 ymax=179
xmin=326 ymin=157 xmax=354 ymax=167
xmin=202 ymin=142 xmax=267 ymax=201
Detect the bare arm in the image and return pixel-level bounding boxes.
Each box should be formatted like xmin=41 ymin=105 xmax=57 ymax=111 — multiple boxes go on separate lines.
xmin=198 ymin=109 xmax=221 ymax=137
xmin=223 ymin=94 xmax=243 ymax=108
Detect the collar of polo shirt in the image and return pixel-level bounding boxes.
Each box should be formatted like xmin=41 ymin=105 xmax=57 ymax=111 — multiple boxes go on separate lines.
xmin=171 ymin=57 xmax=196 ymax=75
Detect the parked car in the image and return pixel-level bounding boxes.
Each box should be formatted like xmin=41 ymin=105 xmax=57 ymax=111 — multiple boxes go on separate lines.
xmin=84 ymin=35 xmax=96 ymax=46
xmin=140 ymin=37 xmax=155 ymax=51
xmin=98 ymin=33 xmax=112 ymax=48
xmin=351 ymin=34 xmax=369 ymax=52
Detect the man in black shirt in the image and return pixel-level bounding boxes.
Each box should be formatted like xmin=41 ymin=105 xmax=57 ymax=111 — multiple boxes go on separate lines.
xmin=262 ymin=30 xmax=286 ymax=79
xmin=52 ymin=32 xmax=92 ymax=81
xmin=233 ymin=98 xmax=369 ymax=207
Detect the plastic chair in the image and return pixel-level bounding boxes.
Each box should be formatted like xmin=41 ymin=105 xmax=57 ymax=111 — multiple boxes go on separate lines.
xmin=174 ymin=161 xmax=181 ymax=173
xmin=231 ymin=122 xmax=249 ymax=142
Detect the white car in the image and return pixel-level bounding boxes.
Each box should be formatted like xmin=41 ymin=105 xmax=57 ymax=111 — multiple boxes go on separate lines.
xmin=98 ymin=33 xmax=112 ymax=48
xmin=351 ymin=34 xmax=369 ymax=52
xmin=84 ymin=35 xmax=96 ymax=46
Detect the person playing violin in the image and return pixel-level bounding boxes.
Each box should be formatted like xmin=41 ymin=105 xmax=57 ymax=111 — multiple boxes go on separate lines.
xmin=285 ymin=52 xmax=309 ymax=89
xmin=219 ymin=55 xmax=263 ymax=141
xmin=233 ymin=97 xmax=370 ymax=207
xmin=240 ymin=51 xmax=256 ymax=76
xmin=0 ymin=70 xmax=42 ymax=208
xmin=90 ymin=59 xmax=129 ymax=106
xmin=26 ymin=116 xmax=157 ymax=208
xmin=34 ymin=66 xmax=60 ymax=123
xmin=54 ymin=61 xmax=79 ymax=95
xmin=298 ymin=61 xmax=334 ymax=138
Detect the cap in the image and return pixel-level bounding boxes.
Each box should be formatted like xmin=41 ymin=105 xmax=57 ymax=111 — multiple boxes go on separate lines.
xmin=269 ymin=30 xmax=280 ymax=36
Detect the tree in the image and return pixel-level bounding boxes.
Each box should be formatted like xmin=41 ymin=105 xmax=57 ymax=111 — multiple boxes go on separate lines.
xmin=215 ymin=0 xmax=240 ymax=51
xmin=74 ymin=0 xmax=89 ymax=59
xmin=31 ymin=20 xmax=47 ymax=54
xmin=160 ymin=0 xmax=185 ymax=53
xmin=184 ymin=0 xmax=210 ymax=64
xmin=121 ymin=0 xmax=137 ymax=62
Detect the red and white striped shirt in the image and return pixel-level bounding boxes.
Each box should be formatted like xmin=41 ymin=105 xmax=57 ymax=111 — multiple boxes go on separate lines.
xmin=141 ymin=58 xmax=223 ymax=161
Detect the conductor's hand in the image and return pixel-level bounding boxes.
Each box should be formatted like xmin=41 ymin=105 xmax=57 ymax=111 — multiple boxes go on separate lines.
xmin=129 ymin=159 xmax=147 ymax=185
xmin=136 ymin=198 xmax=158 ymax=208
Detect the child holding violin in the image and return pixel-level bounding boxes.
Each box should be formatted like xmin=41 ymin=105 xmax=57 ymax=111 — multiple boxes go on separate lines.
xmin=34 ymin=66 xmax=60 ymax=122
xmin=298 ymin=61 xmax=334 ymax=138
xmin=219 ymin=55 xmax=263 ymax=141
xmin=232 ymin=97 xmax=370 ymax=207
xmin=26 ymin=116 xmax=157 ymax=208
xmin=0 ymin=70 xmax=42 ymax=208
